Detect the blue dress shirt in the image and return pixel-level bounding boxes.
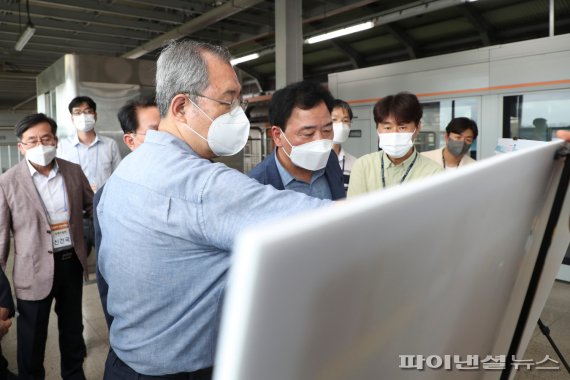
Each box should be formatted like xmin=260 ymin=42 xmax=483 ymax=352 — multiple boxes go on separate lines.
xmin=97 ymin=130 xmax=329 ymax=375
xmin=274 ymin=153 xmax=333 ymax=200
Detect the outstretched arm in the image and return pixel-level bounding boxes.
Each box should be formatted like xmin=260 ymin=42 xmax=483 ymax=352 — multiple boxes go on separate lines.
xmin=556 ymin=130 xmax=570 ymax=142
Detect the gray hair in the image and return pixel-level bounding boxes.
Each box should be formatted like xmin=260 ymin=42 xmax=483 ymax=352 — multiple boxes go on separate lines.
xmin=155 ymin=39 xmax=232 ymax=117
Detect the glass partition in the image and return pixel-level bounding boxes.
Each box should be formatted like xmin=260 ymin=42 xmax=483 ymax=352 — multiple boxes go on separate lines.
xmin=503 ymin=90 xmax=570 ymax=141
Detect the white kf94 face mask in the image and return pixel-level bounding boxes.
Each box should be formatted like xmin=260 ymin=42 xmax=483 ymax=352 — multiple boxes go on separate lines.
xmin=332 ymin=122 xmax=350 ymax=144
xmin=281 ymin=131 xmax=333 ymax=171
xmin=73 ymin=114 xmax=96 ymax=132
xmin=25 ymin=144 xmax=57 ymax=166
xmin=186 ymin=98 xmax=251 ymax=157
xmin=378 ymin=131 xmax=415 ymax=158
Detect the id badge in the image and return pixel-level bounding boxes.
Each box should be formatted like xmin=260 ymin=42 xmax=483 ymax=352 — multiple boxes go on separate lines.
xmin=50 ymin=212 xmax=73 ymax=252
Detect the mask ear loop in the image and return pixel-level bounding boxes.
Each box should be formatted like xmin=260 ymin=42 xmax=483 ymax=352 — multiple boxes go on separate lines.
xmin=278 ymin=128 xmax=294 ymax=158
xmin=187 ymin=96 xmax=214 ymax=122
xmin=176 ymin=96 xmax=212 ymax=144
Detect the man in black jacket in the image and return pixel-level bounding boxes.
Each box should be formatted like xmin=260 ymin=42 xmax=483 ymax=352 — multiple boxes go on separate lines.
xmin=0 ymin=267 xmax=15 ymax=379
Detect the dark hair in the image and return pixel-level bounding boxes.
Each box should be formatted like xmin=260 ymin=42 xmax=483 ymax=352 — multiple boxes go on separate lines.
xmin=68 ymin=96 xmax=97 ymax=113
xmin=117 ymin=96 xmax=157 ymax=134
xmin=332 ymin=99 xmax=353 ymax=120
xmin=15 ymin=113 xmax=57 ymax=139
xmin=373 ymin=92 xmax=422 ymax=126
xmin=445 ymin=117 xmax=479 ymax=139
xmin=269 ymin=81 xmax=334 ymax=131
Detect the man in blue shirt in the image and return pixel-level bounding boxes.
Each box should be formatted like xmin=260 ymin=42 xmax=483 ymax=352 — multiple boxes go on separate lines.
xmin=95 ymin=96 xmax=161 ymax=330
xmin=248 ymin=81 xmax=345 ymax=200
xmin=98 ymin=40 xmax=330 ymax=379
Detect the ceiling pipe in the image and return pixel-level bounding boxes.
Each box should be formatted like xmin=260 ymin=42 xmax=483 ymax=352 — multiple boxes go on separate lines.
xmin=122 ymin=0 xmax=266 ymax=59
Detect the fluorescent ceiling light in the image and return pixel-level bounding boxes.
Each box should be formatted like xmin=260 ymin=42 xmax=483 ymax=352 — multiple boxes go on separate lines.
xmin=14 ymin=25 xmax=36 ymax=52
xmin=231 ymin=53 xmax=260 ymax=66
xmin=305 ymin=21 xmax=375 ymax=44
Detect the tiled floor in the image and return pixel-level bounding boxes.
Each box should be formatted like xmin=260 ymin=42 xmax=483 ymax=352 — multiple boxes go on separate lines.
xmin=1 ymin=260 xmax=569 ymax=379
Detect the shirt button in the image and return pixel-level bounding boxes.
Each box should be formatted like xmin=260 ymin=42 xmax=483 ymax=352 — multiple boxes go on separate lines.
xmin=46 ymin=230 xmax=51 ymax=234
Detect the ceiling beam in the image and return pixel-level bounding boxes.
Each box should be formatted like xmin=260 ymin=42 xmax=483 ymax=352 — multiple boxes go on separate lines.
xmin=0 ymin=13 xmax=159 ymax=41
xmin=120 ymin=0 xmax=209 ymax=15
xmin=188 ymin=30 xmax=241 ymax=44
xmin=227 ymin=0 xmax=380 ymax=49
xmin=460 ymin=3 xmax=494 ymax=46
xmin=0 ymin=28 xmax=139 ymax=49
xmin=30 ymin=0 xmax=187 ymax=25
xmin=0 ymin=41 xmax=121 ymax=56
xmin=0 ymin=72 xmax=36 ymax=80
xmin=123 ymin=0 xmax=266 ymax=59
xmin=128 ymin=0 xmax=273 ymax=24
xmin=329 ymin=39 xmax=364 ymax=69
xmin=236 ymin=65 xmax=268 ymax=92
xmin=25 ymin=2 xmax=265 ymax=38
xmin=304 ymin=0 xmax=380 ymax=24
xmin=24 ymin=3 xmax=174 ymax=34
xmin=383 ymin=23 xmax=420 ymax=59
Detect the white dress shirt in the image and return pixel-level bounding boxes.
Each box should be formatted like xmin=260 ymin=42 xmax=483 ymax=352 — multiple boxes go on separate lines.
xmin=57 ymin=133 xmax=121 ymax=192
xmin=26 ymin=159 xmax=69 ymax=222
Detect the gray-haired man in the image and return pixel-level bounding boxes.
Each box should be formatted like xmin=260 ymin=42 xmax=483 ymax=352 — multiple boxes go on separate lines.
xmin=98 ymin=40 xmax=331 ymax=379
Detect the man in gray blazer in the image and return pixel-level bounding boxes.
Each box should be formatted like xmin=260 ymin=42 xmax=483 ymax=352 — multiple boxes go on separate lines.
xmin=0 ymin=113 xmax=93 ymax=380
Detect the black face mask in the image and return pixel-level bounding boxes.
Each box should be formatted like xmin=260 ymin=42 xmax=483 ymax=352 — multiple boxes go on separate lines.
xmin=447 ymin=139 xmax=471 ymax=157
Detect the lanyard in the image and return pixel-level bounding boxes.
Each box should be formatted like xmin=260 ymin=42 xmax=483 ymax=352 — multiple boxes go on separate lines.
xmin=381 ymin=151 xmax=418 ymax=189
xmin=442 ymin=148 xmax=446 ymax=169
xmin=76 ymin=141 xmax=99 ymax=183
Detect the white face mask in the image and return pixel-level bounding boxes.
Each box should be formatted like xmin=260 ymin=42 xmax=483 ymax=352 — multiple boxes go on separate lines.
xmin=333 ymin=122 xmax=350 ymax=144
xmin=378 ymin=131 xmax=415 ymax=158
xmin=73 ymin=114 xmax=96 ymax=132
xmin=25 ymin=144 xmax=57 ymax=166
xmin=187 ymin=99 xmax=250 ymax=156
xmin=281 ymin=131 xmax=333 ymax=171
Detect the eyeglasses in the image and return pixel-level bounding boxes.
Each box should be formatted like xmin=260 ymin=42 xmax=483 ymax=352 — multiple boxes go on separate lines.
xmin=20 ymin=136 xmax=56 ymax=147
xmin=188 ymin=93 xmax=248 ymax=112
xmin=71 ymin=109 xmax=95 ymax=116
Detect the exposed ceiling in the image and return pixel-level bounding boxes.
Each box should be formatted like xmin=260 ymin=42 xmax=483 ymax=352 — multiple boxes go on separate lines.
xmin=1 ymin=0 xmax=570 ymax=111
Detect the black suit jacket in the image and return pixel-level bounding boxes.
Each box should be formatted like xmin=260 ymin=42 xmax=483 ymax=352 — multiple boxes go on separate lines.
xmin=248 ymin=149 xmax=346 ymax=200
xmin=0 ymin=268 xmax=13 ymax=317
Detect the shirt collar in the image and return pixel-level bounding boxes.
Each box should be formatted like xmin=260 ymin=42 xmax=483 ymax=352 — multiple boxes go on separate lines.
xmin=274 ymin=150 xmax=295 ymax=186
xmin=26 ymin=158 xmax=59 ymax=179
xmin=144 ymin=130 xmax=201 ymax=158
xmin=72 ymin=133 xmax=99 ymax=147
xmin=274 ymin=149 xmax=326 ymax=186
xmin=384 ymin=147 xmax=417 ymax=168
